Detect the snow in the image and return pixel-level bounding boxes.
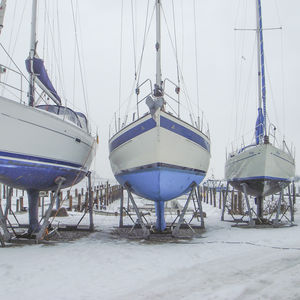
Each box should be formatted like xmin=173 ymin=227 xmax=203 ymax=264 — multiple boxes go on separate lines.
xmin=1 ymin=197 xmax=300 ymax=300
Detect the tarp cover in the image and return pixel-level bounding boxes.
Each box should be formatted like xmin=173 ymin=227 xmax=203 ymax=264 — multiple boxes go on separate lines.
xmin=25 ymin=56 xmax=61 ymax=104
xmin=255 ymin=107 xmax=264 ymax=144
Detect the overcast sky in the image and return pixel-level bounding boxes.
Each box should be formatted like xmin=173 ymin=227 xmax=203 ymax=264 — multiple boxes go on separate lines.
xmin=1 ymin=0 xmax=299 ymax=180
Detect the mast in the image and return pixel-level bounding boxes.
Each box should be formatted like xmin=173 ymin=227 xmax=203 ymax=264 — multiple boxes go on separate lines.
xmin=154 ymin=0 xmax=163 ymax=97
xmin=256 ymin=0 xmax=267 ymax=136
xmin=28 ymin=0 xmax=38 ymax=106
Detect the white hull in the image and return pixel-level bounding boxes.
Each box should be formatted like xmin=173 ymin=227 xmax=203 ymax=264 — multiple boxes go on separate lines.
xmin=0 ymin=96 xmax=95 ymax=190
xmin=225 ymin=143 xmax=295 ymax=197
xmin=109 ymin=111 xmax=210 ymax=201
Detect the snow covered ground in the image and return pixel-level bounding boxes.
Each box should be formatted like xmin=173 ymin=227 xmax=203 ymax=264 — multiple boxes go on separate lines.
xmin=1 ymin=196 xmax=300 ymax=300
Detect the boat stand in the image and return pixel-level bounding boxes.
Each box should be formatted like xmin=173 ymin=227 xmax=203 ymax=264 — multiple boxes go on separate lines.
xmin=35 ymin=177 xmax=66 ymax=242
xmin=0 ymin=187 xmax=14 ymax=246
xmin=221 ymin=181 xmax=295 ymax=227
xmin=272 ymin=184 xmax=295 ymax=227
xmin=221 ymin=182 xmax=256 ymax=227
xmin=122 ymin=184 xmax=150 ymax=239
xmin=172 ymin=184 xmax=205 ymax=237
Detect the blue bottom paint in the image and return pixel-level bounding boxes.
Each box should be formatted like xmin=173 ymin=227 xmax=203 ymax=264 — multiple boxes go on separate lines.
xmin=116 ymin=165 xmax=205 ymax=230
xmin=0 ymin=158 xmax=86 ymax=191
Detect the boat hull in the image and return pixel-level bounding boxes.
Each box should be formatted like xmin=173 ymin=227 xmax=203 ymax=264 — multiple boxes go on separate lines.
xmin=0 ymin=96 xmax=95 ymax=191
xmin=225 ymin=143 xmax=295 ymax=197
xmin=109 ymin=111 xmax=210 ymax=230
xmin=109 ymin=111 xmax=210 ymax=201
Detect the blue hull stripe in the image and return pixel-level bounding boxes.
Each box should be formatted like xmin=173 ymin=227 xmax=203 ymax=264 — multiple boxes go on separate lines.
xmin=160 ymin=116 xmax=210 ymax=152
xmin=109 ymin=114 xmax=210 ymax=153
xmin=0 ymin=150 xmax=83 ymax=169
xmin=109 ymin=117 xmax=156 ymax=152
xmin=231 ymin=176 xmax=290 ymax=182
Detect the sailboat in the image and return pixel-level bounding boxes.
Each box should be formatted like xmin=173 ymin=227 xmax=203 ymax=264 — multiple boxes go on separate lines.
xmin=225 ymin=0 xmax=295 ymax=216
xmin=0 ymin=1 xmax=96 ymax=232
xmin=109 ymin=0 xmax=211 ymax=231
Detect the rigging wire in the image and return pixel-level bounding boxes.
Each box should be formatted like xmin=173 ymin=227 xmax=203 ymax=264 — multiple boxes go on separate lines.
xmin=131 ymin=0 xmax=137 ymax=80
xmin=275 ymin=0 xmax=286 ymax=136
xmin=160 ymin=5 xmax=195 ymax=123
xmin=55 ymin=0 xmax=66 ymax=105
xmin=70 ymin=0 xmax=89 ymax=117
xmin=118 ymin=0 xmax=124 ymax=131
xmin=193 ymin=0 xmax=200 ymax=126
xmin=43 ymin=2 xmax=66 ymax=103
xmin=1 ymin=1 xmax=26 ymax=97
xmin=136 ymin=0 xmax=153 ymax=86
xmin=171 ymin=0 xmax=180 ymax=117
xmin=72 ymin=0 xmax=79 ymax=109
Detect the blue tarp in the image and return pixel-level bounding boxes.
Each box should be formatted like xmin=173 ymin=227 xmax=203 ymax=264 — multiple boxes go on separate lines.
xmin=25 ymin=56 xmax=61 ymax=104
xmin=255 ymin=107 xmax=264 ymax=144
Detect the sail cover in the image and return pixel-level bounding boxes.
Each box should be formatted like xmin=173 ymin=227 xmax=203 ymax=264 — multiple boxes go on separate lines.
xmin=25 ymin=56 xmax=61 ymax=105
xmin=0 ymin=0 xmax=7 ymax=35
xmin=255 ymin=107 xmax=264 ymax=144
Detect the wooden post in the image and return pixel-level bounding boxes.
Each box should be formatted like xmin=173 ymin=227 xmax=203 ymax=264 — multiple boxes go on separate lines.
xmin=95 ymin=187 xmax=99 ymax=209
xmin=75 ymin=188 xmax=78 ymax=198
xmin=292 ymin=182 xmax=296 ymax=205
xmin=238 ymin=191 xmax=243 ymax=215
xmin=77 ymin=194 xmax=82 ymax=211
xmin=16 ymin=199 xmax=20 ymax=212
xmin=218 ymin=190 xmax=222 ymax=209
xmin=85 ymin=191 xmax=89 ymax=212
xmin=231 ymin=190 xmax=234 ymax=214
xmin=206 ymin=187 xmax=209 ymax=204
xmin=20 ymin=196 xmax=24 ymax=211
xmin=209 ymin=188 xmax=212 ymax=205
xmin=68 ymin=195 xmax=73 ymax=211
xmin=213 ymin=188 xmax=216 ymax=207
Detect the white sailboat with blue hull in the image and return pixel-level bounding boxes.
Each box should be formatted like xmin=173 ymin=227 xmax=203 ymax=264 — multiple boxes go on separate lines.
xmin=225 ymin=0 xmax=295 ymax=216
xmin=0 ymin=0 xmax=96 ymax=233
xmin=109 ymin=0 xmax=211 ymax=231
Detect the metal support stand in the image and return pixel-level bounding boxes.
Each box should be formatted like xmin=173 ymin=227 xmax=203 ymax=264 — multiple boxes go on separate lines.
xmin=241 ymin=183 xmax=255 ymax=227
xmin=0 ymin=187 xmax=13 ymax=243
xmin=35 ymin=177 xmax=66 ymax=242
xmin=124 ymin=184 xmax=149 ymax=238
xmin=288 ymin=184 xmax=294 ymax=223
xmin=188 ymin=186 xmax=205 ymax=229
xmin=119 ymin=187 xmax=124 ymax=228
xmin=273 ymin=188 xmax=283 ymax=227
xmin=172 ymin=184 xmax=197 ymax=237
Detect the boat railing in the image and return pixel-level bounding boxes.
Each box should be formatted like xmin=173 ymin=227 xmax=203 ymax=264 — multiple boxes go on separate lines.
xmin=0 ymin=63 xmax=25 ymax=104
xmin=109 ymin=77 xmax=210 ymax=139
